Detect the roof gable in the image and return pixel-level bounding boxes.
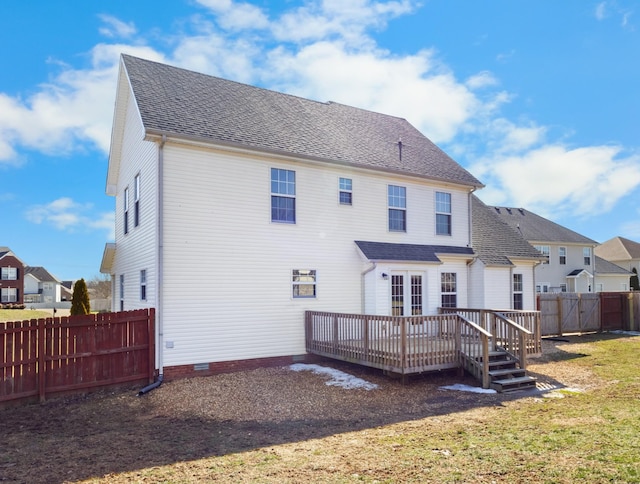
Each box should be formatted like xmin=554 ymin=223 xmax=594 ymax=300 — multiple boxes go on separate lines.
xmin=490 ymin=206 xmax=597 ymax=245
xmin=595 ymin=236 xmax=640 ymax=261
xmin=118 ymin=54 xmax=483 ymax=188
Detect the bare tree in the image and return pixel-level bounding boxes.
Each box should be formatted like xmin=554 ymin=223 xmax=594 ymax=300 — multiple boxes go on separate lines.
xmin=86 ymin=274 xmax=112 ymax=299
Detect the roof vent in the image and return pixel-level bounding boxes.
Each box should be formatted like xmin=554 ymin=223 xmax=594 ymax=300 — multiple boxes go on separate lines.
xmin=506 ymin=208 xmax=512 ymax=214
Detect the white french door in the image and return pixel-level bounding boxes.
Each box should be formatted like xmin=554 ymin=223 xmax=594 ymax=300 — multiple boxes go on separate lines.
xmin=390 ymin=272 xmax=425 ymax=316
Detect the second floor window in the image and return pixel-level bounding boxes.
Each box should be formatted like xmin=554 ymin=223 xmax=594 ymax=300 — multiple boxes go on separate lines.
xmin=435 ymin=192 xmax=452 ymax=235
xmin=1 ymin=267 xmax=17 ymax=280
xmin=124 ymin=187 xmax=129 ymax=235
xmin=535 ymin=245 xmax=550 ymax=263
xmin=583 ymin=247 xmax=592 ymax=266
xmin=339 ymin=177 xmax=352 ymax=205
xmin=388 ymin=185 xmax=406 ymax=232
xmin=559 ymin=247 xmax=566 ymax=265
xmin=271 ymin=168 xmax=296 ymax=223
xmin=134 ymin=174 xmax=140 ymax=227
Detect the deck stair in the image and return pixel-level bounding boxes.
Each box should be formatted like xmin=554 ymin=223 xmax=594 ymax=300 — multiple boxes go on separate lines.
xmin=468 ymin=349 xmax=537 ymax=393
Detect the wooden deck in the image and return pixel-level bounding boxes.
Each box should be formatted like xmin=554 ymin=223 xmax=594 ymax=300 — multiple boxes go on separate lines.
xmin=305 ymin=309 xmax=541 ymax=388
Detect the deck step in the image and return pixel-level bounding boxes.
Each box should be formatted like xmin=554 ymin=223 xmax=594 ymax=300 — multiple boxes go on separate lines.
xmin=488 ymin=368 xmax=526 ymax=378
xmin=490 ymin=375 xmax=537 ymax=393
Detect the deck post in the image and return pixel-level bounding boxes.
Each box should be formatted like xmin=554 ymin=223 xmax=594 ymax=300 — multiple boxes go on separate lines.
xmin=481 ymin=335 xmax=490 ymax=389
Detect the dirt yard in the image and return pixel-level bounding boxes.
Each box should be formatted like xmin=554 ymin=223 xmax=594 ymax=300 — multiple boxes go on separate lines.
xmin=0 ymin=337 xmax=606 ymax=483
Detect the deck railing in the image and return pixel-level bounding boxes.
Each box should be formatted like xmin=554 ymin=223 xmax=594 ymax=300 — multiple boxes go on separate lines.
xmin=305 ymin=311 xmax=463 ymax=374
xmin=306 ymin=308 xmax=541 ymax=386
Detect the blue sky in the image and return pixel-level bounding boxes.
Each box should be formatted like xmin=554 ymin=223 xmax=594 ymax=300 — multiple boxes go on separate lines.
xmin=1 ymin=0 xmax=638 ymax=281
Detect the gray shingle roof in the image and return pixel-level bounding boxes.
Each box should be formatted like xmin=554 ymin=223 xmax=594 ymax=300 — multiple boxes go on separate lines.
xmin=121 ymin=54 xmax=483 ymax=187
xmin=471 ymin=196 xmax=544 ymax=265
xmin=25 ymin=266 xmax=59 ymax=283
xmin=595 ymin=236 xmax=640 ymax=261
xmin=594 ymin=255 xmax=631 ymax=275
xmin=355 ymin=241 xmax=474 ymax=262
xmin=489 ymin=206 xmax=597 ymax=245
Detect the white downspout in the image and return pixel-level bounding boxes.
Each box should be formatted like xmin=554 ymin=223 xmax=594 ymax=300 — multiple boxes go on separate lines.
xmin=156 ymin=134 xmax=166 ymax=377
xmin=361 ymin=261 xmax=377 ymax=313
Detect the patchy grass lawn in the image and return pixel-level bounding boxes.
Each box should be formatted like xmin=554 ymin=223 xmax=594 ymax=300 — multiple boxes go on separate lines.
xmin=1 ymin=333 xmax=639 ymax=483
xmin=0 ymin=309 xmax=51 ymax=321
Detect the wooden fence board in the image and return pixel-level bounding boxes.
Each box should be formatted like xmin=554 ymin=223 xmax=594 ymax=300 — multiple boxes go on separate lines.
xmin=0 ymin=309 xmax=154 ymax=405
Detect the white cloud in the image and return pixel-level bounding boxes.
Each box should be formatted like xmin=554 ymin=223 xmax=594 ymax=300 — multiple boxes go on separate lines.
xmin=472 ymin=145 xmax=640 ymax=218
xmin=595 ymin=2 xmax=607 ymax=20
xmin=25 ymin=197 xmax=115 ymax=238
xmin=195 ymin=0 xmax=269 ymax=30
xmin=98 ymin=14 xmax=137 ymax=38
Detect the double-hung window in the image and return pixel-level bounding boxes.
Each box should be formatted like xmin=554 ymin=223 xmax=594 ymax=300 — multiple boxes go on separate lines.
xmin=339 ymin=177 xmax=352 ymax=205
xmin=388 ymin=185 xmax=406 ymax=232
xmin=1 ymin=287 xmax=17 ymax=303
xmin=134 ymin=174 xmax=140 ymax=227
xmin=124 ymin=187 xmax=129 ymax=235
xmin=441 ymin=272 xmax=457 ymax=308
xmin=435 ymin=192 xmax=452 ymax=235
xmin=140 ymin=270 xmax=147 ymax=301
xmin=513 ymin=274 xmax=523 ymax=310
xmin=535 ymin=245 xmax=550 ymax=263
xmin=1 ymin=267 xmax=17 ymax=280
xmin=271 ymin=168 xmax=296 ymax=223
xmin=583 ymin=247 xmax=592 ymax=266
xmin=292 ymin=270 xmax=316 ymax=298
xmin=559 ymin=247 xmax=566 ymax=265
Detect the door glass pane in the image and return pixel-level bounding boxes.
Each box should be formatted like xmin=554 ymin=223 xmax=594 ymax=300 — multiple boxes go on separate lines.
xmin=411 ymin=275 xmax=422 ymax=315
xmin=391 ymin=275 xmax=404 ymax=316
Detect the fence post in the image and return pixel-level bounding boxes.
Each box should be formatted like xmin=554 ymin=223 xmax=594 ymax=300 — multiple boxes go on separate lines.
xmin=557 ymin=294 xmax=563 ymax=336
xmin=628 ymin=293 xmax=634 ymax=332
xmin=38 ymin=317 xmax=46 ymax=403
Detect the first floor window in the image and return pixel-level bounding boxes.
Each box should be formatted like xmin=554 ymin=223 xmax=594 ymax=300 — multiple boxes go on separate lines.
xmin=140 ymin=270 xmax=147 ymax=301
xmin=134 ymin=174 xmax=141 ymax=227
xmin=513 ymin=274 xmax=523 ymax=310
xmin=560 ymin=284 xmax=567 ymax=292
xmin=339 ymin=177 xmax=352 ymax=205
xmin=1 ymin=267 xmax=17 ymax=280
xmin=435 ymin=191 xmax=452 ymax=235
xmin=411 ymin=275 xmax=423 ymax=315
xmin=271 ymin=168 xmax=296 ymax=223
xmin=441 ymin=272 xmax=457 ymax=308
xmin=119 ymin=274 xmax=125 ymax=311
xmin=1 ymin=287 xmax=17 ymax=303
xmin=388 ymin=185 xmax=406 ymax=231
xmin=292 ymin=269 xmax=316 ymax=298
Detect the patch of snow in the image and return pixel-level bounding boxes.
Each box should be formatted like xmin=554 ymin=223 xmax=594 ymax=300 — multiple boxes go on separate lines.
xmin=289 ymin=363 xmax=379 ymax=390
xmin=608 ymin=330 xmax=640 ymax=336
xmin=439 ymin=384 xmax=497 ymax=394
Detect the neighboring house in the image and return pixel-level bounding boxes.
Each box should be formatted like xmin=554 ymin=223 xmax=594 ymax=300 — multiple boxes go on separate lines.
xmin=469 ymin=197 xmax=545 ymax=309
xmin=0 ymin=246 xmax=25 ymax=305
xmin=101 ymin=55 xmax=538 ymax=376
xmin=61 ymin=281 xmax=74 ymax=301
xmin=595 ymin=236 xmax=640 ymax=275
xmin=593 ymin=256 xmax=632 ymax=292
xmin=489 ymin=206 xmax=625 ymax=293
xmin=23 ymin=266 xmax=65 ymax=304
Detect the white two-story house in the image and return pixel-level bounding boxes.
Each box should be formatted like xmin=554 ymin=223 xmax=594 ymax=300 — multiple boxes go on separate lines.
xmin=101 ymin=55 xmax=541 ymax=378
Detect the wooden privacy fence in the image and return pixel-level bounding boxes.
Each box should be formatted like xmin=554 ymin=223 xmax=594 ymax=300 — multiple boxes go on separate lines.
xmin=1 ymin=309 xmax=155 ymax=405
xmin=538 ymin=292 xmax=640 ymax=336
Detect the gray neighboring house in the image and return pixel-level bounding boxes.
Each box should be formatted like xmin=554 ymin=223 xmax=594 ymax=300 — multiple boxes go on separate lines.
xmin=595 ymin=236 xmax=640 ymax=275
xmin=490 ymin=206 xmax=630 ymax=293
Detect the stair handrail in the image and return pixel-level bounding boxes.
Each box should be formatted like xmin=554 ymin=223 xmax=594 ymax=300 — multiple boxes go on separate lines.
xmin=455 ymin=313 xmax=492 ymax=389
xmin=492 ymin=312 xmax=532 ymax=371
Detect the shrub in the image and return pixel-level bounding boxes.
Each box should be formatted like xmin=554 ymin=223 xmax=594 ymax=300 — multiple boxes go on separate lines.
xmin=70 ymin=278 xmax=91 ymax=315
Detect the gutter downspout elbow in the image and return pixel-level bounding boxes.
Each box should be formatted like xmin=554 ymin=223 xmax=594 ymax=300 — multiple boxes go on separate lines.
xmin=361 ymin=261 xmax=377 ymax=313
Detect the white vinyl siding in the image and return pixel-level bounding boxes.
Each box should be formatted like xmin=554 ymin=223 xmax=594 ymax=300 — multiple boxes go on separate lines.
xmin=110 ymin=91 xmax=157 ymax=312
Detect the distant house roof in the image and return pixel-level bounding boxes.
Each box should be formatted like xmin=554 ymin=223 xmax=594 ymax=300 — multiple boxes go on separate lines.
xmin=25 ymin=266 xmax=60 ymax=283
xmin=595 ymin=236 xmax=640 ymax=261
xmin=594 ymin=255 xmax=632 ymax=275
xmin=114 ymin=55 xmax=483 ymax=190
xmin=471 ymin=196 xmax=544 ymax=266
xmin=0 ymin=247 xmax=26 ymax=265
xmin=489 ymin=206 xmax=597 ymax=245
xmin=355 ymin=241 xmax=474 ymax=263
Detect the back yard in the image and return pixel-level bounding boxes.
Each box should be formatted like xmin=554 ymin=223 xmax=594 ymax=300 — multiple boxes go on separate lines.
xmin=1 ymin=333 xmax=639 ymax=483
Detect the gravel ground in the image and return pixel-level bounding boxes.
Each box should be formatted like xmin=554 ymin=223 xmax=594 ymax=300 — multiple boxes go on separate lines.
xmin=0 ymin=336 xmax=607 ymax=484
